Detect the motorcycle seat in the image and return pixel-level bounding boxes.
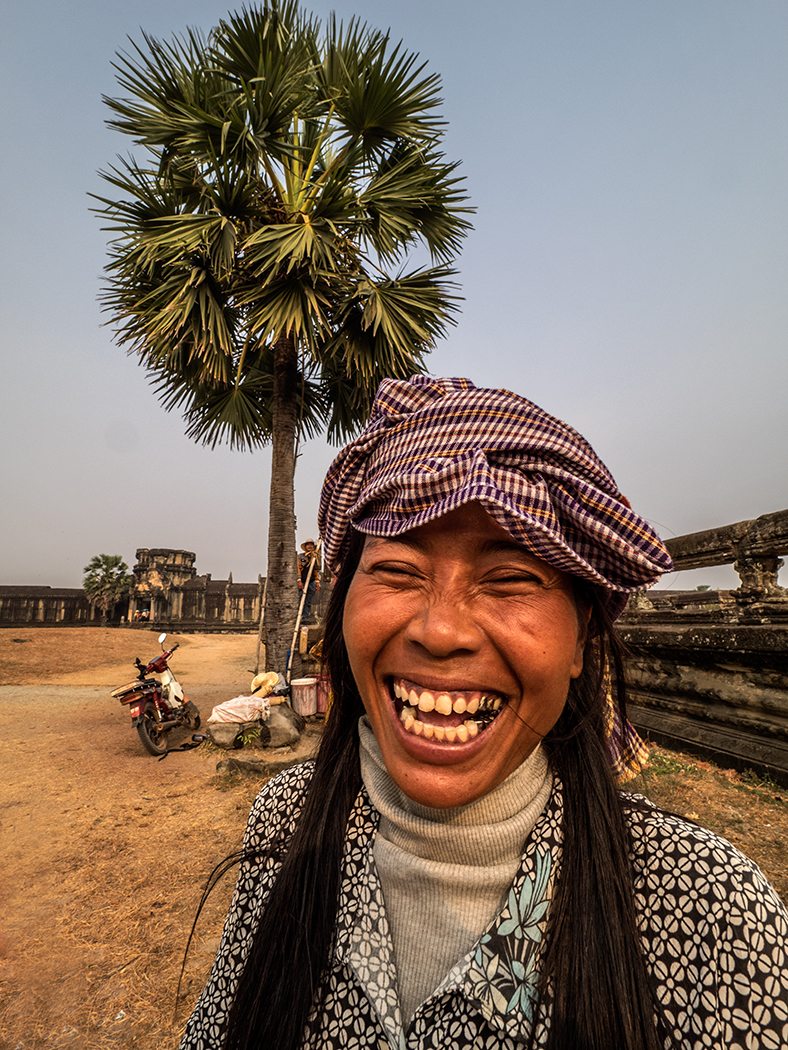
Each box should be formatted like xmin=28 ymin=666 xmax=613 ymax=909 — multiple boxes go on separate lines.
xmin=112 ymin=680 xmax=155 ymax=698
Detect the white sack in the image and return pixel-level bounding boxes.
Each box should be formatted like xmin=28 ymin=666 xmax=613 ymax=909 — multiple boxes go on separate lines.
xmin=208 ymin=694 xmax=272 ymax=724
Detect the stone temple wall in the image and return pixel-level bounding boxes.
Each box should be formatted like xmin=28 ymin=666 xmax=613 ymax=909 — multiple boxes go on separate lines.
xmin=0 ymin=587 xmax=96 ymax=626
xmin=0 ymin=548 xmax=267 ymax=631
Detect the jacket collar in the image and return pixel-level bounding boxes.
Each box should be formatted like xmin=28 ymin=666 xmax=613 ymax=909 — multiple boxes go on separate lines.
xmin=332 ymin=780 xmax=563 ymax=1046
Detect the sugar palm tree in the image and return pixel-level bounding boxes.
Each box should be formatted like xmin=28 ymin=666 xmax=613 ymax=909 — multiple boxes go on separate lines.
xmin=93 ymin=0 xmax=472 ymax=671
xmin=83 ymin=554 xmax=132 ymax=624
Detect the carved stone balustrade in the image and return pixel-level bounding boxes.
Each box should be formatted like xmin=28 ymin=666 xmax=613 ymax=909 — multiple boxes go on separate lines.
xmin=619 ymin=509 xmax=788 ymax=784
xmin=665 ymin=507 xmax=788 ymax=599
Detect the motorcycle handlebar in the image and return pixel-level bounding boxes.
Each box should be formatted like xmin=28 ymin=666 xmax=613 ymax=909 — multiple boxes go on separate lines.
xmin=133 ymin=643 xmax=179 ymax=677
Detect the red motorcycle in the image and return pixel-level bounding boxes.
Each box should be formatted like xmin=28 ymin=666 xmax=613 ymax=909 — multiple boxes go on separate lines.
xmin=111 ymin=633 xmax=201 ymax=756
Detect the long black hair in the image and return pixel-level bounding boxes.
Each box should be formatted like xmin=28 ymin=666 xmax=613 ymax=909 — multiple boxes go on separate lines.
xmin=217 ymin=528 xmax=670 ymax=1050
xmin=535 ymin=584 xmax=669 ymax=1049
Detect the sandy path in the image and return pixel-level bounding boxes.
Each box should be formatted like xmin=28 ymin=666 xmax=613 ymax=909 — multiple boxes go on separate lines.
xmin=0 ymin=625 xmax=263 ymax=687
xmin=0 ymin=628 xmax=284 ymax=1048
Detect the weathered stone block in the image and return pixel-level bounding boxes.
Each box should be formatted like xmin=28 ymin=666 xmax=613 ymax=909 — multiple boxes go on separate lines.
xmin=206 ymin=722 xmax=243 ymax=749
xmin=266 ymin=704 xmax=304 ymax=748
xmin=216 ymin=751 xmax=309 ymax=776
xmin=207 ymin=719 xmax=273 ymax=749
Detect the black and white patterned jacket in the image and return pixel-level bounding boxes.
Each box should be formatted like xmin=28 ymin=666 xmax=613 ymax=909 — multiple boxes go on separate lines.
xmin=180 ymin=762 xmax=788 ymax=1050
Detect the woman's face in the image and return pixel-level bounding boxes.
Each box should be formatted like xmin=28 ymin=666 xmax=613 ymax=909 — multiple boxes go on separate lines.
xmin=342 ymin=502 xmax=587 ymax=808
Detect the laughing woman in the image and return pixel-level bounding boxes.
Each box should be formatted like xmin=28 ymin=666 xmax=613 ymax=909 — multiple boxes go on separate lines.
xmin=180 ymin=377 xmax=788 ymax=1050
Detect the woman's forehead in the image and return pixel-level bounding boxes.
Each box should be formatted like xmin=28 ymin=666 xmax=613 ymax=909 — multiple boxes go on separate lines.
xmin=363 ymin=502 xmax=502 ymax=541
xmin=361 ymin=503 xmax=558 ymax=568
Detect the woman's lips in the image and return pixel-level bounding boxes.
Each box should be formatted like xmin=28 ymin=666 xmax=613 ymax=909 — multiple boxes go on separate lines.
xmin=390 ymin=677 xmax=505 ymax=743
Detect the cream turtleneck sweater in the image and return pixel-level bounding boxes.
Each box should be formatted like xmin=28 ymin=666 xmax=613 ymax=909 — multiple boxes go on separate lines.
xmin=358 ymin=717 xmax=552 ymax=1026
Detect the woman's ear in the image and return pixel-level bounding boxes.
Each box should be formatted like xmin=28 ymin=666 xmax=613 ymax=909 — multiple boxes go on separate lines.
xmin=570 ymin=602 xmax=593 ymax=679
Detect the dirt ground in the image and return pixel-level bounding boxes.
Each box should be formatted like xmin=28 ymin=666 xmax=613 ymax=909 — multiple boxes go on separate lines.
xmin=1 ymin=627 xmax=786 ymax=1049
xmin=0 ymin=628 xmax=301 ymax=1050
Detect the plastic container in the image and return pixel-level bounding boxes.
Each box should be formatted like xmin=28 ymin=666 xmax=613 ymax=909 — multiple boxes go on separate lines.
xmin=290 ymin=677 xmax=318 ymax=717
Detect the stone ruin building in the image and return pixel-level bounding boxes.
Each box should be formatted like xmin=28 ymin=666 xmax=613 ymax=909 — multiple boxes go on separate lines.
xmin=0 ymin=585 xmax=95 ymax=626
xmin=618 ymin=507 xmax=788 ymax=785
xmin=0 ymin=548 xmax=266 ymax=631
xmin=128 ymin=548 xmax=264 ymax=629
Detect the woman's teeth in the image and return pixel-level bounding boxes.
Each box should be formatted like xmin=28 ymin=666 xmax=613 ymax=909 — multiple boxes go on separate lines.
xmin=393 ymin=681 xmax=502 ymax=717
xmin=398 ymin=709 xmax=479 ymax=742
xmin=392 ymin=681 xmax=504 ymax=742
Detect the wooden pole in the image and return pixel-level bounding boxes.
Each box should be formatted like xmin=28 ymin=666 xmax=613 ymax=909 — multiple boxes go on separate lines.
xmin=254 ymin=575 xmax=268 ymax=675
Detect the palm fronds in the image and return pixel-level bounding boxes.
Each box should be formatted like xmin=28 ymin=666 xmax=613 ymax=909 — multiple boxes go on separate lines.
xmin=94 ymin=0 xmax=473 ymax=449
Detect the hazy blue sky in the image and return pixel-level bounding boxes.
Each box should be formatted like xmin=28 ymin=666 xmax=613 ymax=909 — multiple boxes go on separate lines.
xmin=2 ymin=0 xmax=786 ymax=592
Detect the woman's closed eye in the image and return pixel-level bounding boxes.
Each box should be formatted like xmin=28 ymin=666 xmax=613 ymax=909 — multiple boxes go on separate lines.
xmin=483 ymin=565 xmax=547 ymax=586
xmin=481 ymin=567 xmax=570 ymax=598
xmin=366 ymin=559 xmax=425 ymax=581
xmin=487 ymin=568 xmax=540 ymax=582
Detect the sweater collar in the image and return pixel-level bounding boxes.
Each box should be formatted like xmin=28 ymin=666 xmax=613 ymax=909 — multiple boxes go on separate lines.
xmin=358 ymin=716 xmax=552 ymax=866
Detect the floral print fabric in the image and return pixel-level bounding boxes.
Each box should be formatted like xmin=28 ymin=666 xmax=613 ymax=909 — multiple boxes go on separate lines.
xmin=179 ymin=763 xmax=788 ymax=1050
xmin=465 ymin=846 xmax=552 ymax=1025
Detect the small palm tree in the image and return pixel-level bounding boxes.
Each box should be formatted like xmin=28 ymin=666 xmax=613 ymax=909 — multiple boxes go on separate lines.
xmin=93 ymin=0 xmax=472 ymax=670
xmin=83 ymin=555 xmax=132 ymax=624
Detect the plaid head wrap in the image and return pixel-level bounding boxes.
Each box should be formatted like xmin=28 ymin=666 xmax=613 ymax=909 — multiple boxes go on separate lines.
xmin=318 ymin=375 xmax=672 ymax=781
xmin=319 ymin=375 xmax=672 ymax=617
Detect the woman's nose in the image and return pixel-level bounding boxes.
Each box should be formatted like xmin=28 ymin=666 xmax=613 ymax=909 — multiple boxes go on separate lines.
xmin=404 ymin=594 xmax=484 ymax=658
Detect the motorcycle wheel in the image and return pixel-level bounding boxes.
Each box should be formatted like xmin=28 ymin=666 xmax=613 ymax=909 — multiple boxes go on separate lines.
xmin=137 ymin=711 xmax=168 ymax=756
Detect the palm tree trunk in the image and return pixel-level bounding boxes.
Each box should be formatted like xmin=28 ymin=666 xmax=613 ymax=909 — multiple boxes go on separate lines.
xmin=263 ymin=332 xmax=300 ymax=673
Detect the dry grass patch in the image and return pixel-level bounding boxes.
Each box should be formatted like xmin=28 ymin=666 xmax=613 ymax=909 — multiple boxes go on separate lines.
xmin=629 ymin=743 xmax=788 ymax=900
xmin=1 ymin=767 xmax=261 ymax=1049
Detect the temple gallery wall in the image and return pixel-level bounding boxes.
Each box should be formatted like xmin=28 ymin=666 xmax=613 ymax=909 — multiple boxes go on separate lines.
xmin=0 ymin=548 xmax=268 ymax=631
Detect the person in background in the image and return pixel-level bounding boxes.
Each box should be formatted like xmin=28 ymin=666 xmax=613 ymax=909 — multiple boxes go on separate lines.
xmin=297 ymin=538 xmax=320 ymax=623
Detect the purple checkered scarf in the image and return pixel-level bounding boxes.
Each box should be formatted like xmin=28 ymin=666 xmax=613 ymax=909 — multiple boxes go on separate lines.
xmin=319 ymin=376 xmax=672 ymax=618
